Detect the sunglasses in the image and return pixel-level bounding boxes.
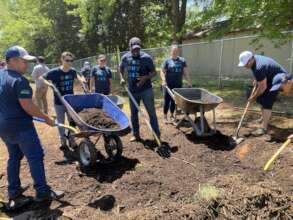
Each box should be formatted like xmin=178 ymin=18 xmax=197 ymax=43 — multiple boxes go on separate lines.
xmin=64 ymin=59 xmax=73 ymax=63
xmin=99 ymin=59 xmax=106 ymax=62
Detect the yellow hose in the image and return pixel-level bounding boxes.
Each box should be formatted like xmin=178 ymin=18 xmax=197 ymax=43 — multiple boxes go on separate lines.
xmin=264 ymin=139 xmax=291 ymax=171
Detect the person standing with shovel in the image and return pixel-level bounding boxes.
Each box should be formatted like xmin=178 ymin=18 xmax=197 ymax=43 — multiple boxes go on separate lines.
xmin=119 ymin=37 xmax=161 ymax=143
xmin=238 ymin=51 xmax=289 ymax=136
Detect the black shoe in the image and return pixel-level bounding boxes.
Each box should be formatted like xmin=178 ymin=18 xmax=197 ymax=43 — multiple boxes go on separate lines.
xmin=7 ymin=195 xmax=32 ymax=211
xmin=59 ymin=144 xmax=69 ymax=152
xmin=9 ymin=183 xmax=30 ymax=200
xmin=35 ymin=190 xmax=64 ymax=203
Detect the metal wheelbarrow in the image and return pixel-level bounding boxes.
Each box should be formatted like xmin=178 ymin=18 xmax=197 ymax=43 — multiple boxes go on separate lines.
xmin=171 ymin=88 xmax=223 ymax=137
xmin=42 ymin=82 xmax=130 ymax=168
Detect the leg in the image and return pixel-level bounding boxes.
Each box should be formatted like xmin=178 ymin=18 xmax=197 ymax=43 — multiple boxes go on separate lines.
xmin=262 ymin=109 xmax=272 ymax=130
xmin=54 ymin=104 xmax=66 ymax=146
xmin=163 ymin=87 xmax=171 ymax=118
xmin=170 ymin=98 xmax=176 ymax=118
xmin=1 ymin=135 xmax=23 ymax=199
xmin=141 ymin=89 xmax=161 ymax=139
xmin=129 ymin=92 xmax=141 ymax=137
xmin=18 ymin=127 xmax=50 ymax=197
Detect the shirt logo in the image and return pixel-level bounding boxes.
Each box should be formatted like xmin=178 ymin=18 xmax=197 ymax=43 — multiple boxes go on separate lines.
xmin=20 ymin=90 xmax=31 ymax=95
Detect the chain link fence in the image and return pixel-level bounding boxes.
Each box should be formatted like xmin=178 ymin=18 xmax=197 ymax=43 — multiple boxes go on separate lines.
xmin=30 ymin=33 xmax=293 ymax=114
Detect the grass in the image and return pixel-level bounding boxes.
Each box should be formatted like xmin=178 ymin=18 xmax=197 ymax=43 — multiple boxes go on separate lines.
xmin=196 ymin=184 xmax=222 ymax=202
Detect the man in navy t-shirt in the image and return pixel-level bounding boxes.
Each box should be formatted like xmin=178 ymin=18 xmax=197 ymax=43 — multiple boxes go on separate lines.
xmin=80 ymin=61 xmax=91 ymax=88
xmin=43 ymin=51 xmax=85 ymax=150
xmin=238 ymin=51 xmax=289 ymax=135
xmin=120 ymin=37 xmax=160 ymax=142
xmin=90 ymin=54 xmax=112 ymax=95
xmin=161 ymin=45 xmax=192 ymax=123
xmin=0 ymin=46 xmax=63 ymax=207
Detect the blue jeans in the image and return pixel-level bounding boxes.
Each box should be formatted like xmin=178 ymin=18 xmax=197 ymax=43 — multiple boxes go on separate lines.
xmin=0 ymin=126 xmax=50 ymax=198
xmin=129 ymin=88 xmax=160 ymax=138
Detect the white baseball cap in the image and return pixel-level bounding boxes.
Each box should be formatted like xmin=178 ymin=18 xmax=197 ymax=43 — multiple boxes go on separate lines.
xmin=5 ymin=46 xmax=36 ymax=61
xmin=238 ymin=51 xmax=253 ymax=67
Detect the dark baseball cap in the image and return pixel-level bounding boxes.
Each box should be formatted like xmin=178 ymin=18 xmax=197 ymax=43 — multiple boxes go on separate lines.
xmin=5 ymin=46 xmax=36 ymax=61
xmin=129 ymin=37 xmax=141 ymax=50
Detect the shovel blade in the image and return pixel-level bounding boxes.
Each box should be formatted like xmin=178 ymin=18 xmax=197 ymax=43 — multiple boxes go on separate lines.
xmin=232 ymin=136 xmax=245 ymax=145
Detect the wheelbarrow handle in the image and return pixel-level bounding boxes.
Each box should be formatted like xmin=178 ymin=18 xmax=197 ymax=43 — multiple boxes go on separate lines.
xmin=164 ymin=85 xmax=175 ymax=101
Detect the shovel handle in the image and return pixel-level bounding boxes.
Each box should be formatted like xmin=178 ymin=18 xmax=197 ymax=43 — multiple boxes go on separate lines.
xmin=234 ymin=85 xmax=257 ymax=137
xmin=124 ymin=86 xmax=161 ymax=146
xmin=264 ymin=139 xmax=291 ymax=171
xmin=33 ymin=117 xmax=78 ymax=133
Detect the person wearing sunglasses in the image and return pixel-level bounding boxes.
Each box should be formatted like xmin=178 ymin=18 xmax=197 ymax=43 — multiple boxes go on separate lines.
xmin=42 ymin=51 xmax=85 ymax=154
xmin=120 ymin=37 xmax=160 ymax=142
xmin=90 ymin=54 xmax=112 ymax=95
xmin=0 ymin=46 xmax=63 ymax=208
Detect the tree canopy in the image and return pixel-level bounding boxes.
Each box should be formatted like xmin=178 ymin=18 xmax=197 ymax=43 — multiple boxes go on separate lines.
xmin=0 ymin=0 xmax=292 ymax=63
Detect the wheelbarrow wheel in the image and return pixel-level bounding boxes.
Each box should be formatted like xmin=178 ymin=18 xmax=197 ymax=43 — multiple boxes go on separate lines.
xmin=78 ymin=139 xmax=97 ymax=167
xmin=103 ymin=135 xmax=123 ymax=162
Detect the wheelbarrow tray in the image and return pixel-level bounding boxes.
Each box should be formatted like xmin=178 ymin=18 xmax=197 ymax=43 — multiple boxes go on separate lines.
xmin=63 ymin=93 xmax=130 ymax=136
xmin=172 ymin=88 xmax=223 ymax=113
xmin=106 ymin=95 xmax=125 ymax=109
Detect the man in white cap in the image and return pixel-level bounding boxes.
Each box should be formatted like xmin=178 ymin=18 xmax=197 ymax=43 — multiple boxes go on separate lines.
xmin=0 ymin=46 xmax=63 ymax=209
xmin=238 ymin=51 xmax=289 ymax=135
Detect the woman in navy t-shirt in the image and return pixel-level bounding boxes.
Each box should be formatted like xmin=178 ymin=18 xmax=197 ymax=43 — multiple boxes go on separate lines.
xmin=160 ymin=45 xmax=192 ymax=124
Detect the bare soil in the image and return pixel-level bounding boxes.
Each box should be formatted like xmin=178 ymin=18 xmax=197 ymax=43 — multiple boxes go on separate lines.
xmin=0 ymin=88 xmax=292 ymax=219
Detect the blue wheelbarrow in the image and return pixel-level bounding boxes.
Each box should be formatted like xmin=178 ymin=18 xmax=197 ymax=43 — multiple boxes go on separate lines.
xmin=43 ymin=82 xmax=130 ymax=167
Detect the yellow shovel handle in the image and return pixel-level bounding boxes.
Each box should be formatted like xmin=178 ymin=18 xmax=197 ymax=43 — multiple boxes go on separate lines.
xmin=264 ymin=139 xmax=291 ymax=171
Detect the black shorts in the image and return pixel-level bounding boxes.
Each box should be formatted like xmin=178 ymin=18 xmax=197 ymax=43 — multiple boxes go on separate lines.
xmin=256 ymin=90 xmax=278 ymax=110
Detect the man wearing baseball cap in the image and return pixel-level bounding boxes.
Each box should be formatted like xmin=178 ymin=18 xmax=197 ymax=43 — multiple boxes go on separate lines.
xmin=0 ymin=46 xmax=63 ymax=209
xmin=238 ymin=51 xmax=289 ymax=135
xmin=120 ymin=37 xmax=161 ymax=142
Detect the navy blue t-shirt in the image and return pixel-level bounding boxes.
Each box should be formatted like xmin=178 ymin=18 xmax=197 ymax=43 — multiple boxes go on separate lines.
xmin=91 ymin=65 xmax=112 ymax=95
xmin=252 ymin=55 xmax=288 ymax=89
xmin=161 ymin=56 xmax=187 ymax=88
xmin=120 ymin=52 xmax=155 ymax=93
xmin=43 ymin=67 xmax=77 ymax=105
xmin=81 ymin=67 xmax=91 ymax=80
xmin=0 ymin=69 xmax=33 ymax=133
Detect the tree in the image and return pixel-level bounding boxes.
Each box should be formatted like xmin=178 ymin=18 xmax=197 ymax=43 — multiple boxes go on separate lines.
xmin=200 ymin=0 xmax=293 ymax=44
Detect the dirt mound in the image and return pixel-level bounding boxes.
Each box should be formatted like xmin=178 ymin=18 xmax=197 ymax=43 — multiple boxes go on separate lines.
xmin=197 ymin=177 xmax=293 ymax=219
xmin=78 ymin=108 xmax=119 ymax=129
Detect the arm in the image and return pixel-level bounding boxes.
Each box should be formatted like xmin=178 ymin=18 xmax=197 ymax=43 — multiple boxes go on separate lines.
xmin=183 ymin=67 xmax=192 ymax=87
xmin=119 ymin=64 xmax=126 ymax=85
xmin=160 ymin=69 xmax=167 ymax=86
xmin=90 ymin=76 xmax=94 ymax=93
xmin=249 ymin=78 xmax=267 ymax=101
xmin=19 ymin=99 xmax=54 ymax=126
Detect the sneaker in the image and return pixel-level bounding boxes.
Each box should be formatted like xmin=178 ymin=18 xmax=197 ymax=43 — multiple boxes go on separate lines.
xmin=130 ymin=135 xmax=142 ymax=142
xmin=35 ymin=190 xmax=64 ymax=203
xmin=252 ymin=128 xmax=267 ymax=136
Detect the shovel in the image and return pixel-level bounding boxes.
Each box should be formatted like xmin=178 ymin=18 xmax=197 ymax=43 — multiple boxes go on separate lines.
xmin=232 ymin=85 xmax=257 ymax=144
xmin=264 ymin=138 xmax=291 ymax=171
xmin=124 ymin=86 xmax=170 ymax=158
